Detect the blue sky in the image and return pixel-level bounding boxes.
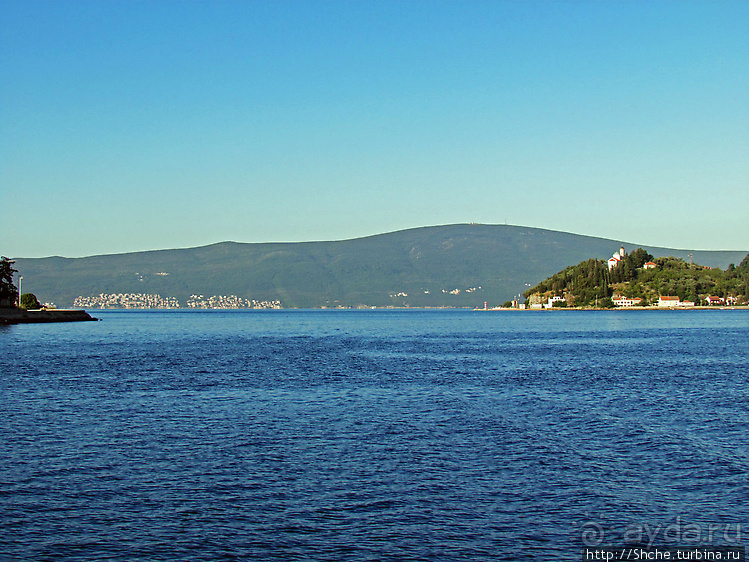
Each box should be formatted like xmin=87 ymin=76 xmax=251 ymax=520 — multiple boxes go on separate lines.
xmin=2 ymin=0 xmax=747 ymax=257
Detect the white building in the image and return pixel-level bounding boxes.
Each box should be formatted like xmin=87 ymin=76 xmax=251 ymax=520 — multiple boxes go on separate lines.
xmin=608 ymin=246 xmax=627 ymax=270
xmin=658 ymin=296 xmax=680 ymax=307
xmin=544 ymin=295 xmax=566 ymax=309
xmin=613 ymin=297 xmax=643 ymax=307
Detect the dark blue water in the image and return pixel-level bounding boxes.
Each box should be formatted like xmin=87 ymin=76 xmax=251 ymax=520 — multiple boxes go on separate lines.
xmin=1 ymin=310 xmax=747 ymax=561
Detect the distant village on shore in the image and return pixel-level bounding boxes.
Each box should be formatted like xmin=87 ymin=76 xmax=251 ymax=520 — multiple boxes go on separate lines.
xmin=71 ymin=293 xmax=283 ymax=310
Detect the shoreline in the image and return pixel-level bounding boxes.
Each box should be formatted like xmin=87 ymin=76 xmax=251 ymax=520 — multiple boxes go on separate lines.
xmin=0 ymin=308 xmax=98 ymax=325
xmin=32 ymin=305 xmax=749 ymax=312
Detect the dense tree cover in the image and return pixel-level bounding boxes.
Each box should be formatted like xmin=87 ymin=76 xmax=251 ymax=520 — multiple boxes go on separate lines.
xmin=0 ymin=257 xmax=18 ymax=307
xmin=608 ymin=248 xmax=654 ymax=284
xmin=523 ymin=258 xmax=611 ymax=306
xmin=20 ymin=293 xmax=41 ymax=310
xmin=524 ymin=250 xmax=749 ymax=307
xmin=631 ymin=255 xmax=749 ymax=303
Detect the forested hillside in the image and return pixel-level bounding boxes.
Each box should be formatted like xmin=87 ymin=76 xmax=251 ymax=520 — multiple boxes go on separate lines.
xmin=524 ymin=251 xmax=749 ymax=307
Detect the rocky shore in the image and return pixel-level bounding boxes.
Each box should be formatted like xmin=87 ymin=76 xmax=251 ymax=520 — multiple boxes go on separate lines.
xmin=0 ymin=308 xmax=97 ymax=325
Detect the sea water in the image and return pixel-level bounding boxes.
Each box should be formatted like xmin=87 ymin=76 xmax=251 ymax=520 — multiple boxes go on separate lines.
xmin=1 ymin=309 xmax=747 ymax=561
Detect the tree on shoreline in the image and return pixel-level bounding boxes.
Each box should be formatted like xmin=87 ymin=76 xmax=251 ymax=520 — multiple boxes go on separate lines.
xmin=0 ymin=257 xmax=19 ymax=308
xmin=20 ymin=293 xmax=41 ymax=310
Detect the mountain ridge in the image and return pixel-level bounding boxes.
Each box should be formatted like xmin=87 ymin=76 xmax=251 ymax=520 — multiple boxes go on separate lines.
xmin=12 ymin=224 xmax=747 ymax=308
xmin=17 ymin=223 xmax=746 ymax=261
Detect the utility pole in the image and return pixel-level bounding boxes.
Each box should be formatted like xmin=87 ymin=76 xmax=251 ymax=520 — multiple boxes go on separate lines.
xmin=18 ymin=276 xmax=22 ymax=307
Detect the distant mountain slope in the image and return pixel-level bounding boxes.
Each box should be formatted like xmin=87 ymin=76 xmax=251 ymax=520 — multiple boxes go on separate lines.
xmin=12 ymin=224 xmax=748 ymax=308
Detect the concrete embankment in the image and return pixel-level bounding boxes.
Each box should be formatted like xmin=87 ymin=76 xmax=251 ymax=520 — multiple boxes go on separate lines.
xmin=0 ymin=308 xmax=97 ymax=325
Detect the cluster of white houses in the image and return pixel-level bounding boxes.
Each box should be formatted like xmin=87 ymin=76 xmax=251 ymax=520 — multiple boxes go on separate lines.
xmin=654 ymin=295 xmax=735 ymax=308
xmin=72 ymin=293 xmax=282 ymax=309
xmin=530 ymin=293 xmax=731 ymax=309
xmin=610 ymin=295 xmax=696 ymax=308
xmin=73 ymin=293 xmax=181 ymax=309
xmin=186 ymin=294 xmax=282 ymax=309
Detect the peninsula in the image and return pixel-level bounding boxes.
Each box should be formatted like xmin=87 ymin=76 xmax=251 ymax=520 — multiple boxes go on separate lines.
xmin=523 ymin=247 xmax=749 ymax=309
xmin=1 ymin=256 xmax=97 ymax=324
xmin=0 ymin=308 xmax=97 ymax=325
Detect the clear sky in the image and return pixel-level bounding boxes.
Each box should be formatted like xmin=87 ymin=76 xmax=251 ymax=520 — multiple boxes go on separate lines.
xmin=2 ymin=0 xmax=748 ymax=258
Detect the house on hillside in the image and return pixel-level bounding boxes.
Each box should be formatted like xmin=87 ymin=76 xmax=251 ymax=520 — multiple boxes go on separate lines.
xmin=613 ymin=297 xmax=643 ymax=307
xmin=658 ymin=296 xmax=681 ymax=308
xmin=643 ymin=261 xmax=657 ymax=270
xmin=704 ymin=295 xmax=725 ymax=306
xmin=544 ymin=295 xmax=566 ymax=309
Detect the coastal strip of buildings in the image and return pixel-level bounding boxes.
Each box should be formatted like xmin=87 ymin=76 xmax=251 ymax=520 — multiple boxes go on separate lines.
xmin=73 ymin=293 xmax=282 ymax=309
